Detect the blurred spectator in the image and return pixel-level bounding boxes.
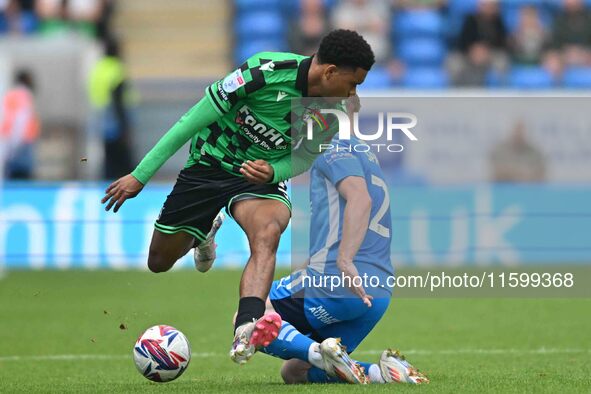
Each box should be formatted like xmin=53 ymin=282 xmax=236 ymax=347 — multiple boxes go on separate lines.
xmin=510 ymin=6 xmax=551 ymax=66
xmin=458 ymin=0 xmax=507 ymax=54
xmin=490 ymin=121 xmax=546 ymax=183
xmin=450 ymin=0 xmax=508 ymax=86
xmin=332 ymin=0 xmax=391 ymax=63
xmin=451 ymin=42 xmax=492 ymax=86
xmin=551 ymin=0 xmax=591 ymax=66
xmin=95 ymin=0 xmax=113 ymax=42
xmin=0 ymin=70 xmax=40 ymax=180
xmin=88 ymin=38 xmax=134 ymax=179
xmin=542 ymin=50 xmax=563 ymax=79
xmin=288 ymin=0 xmax=329 ymax=55
xmin=36 ymin=0 xmax=103 ymax=37
xmin=0 ymin=0 xmax=37 ymax=34
xmin=395 ymin=0 xmax=445 ymax=9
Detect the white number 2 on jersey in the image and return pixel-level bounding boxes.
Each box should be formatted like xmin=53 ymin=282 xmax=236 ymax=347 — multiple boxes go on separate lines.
xmin=369 ymin=175 xmax=391 ymax=238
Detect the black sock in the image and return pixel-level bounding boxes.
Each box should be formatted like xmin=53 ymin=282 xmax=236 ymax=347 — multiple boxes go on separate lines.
xmin=234 ymin=297 xmax=265 ymax=332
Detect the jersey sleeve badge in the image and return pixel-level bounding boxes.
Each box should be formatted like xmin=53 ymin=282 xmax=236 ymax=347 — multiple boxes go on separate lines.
xmin=222 ymin=69 xmax=246 ymax=93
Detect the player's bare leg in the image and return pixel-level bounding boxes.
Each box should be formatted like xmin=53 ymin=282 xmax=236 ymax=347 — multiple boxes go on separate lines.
xmin=147 ymin=230 xmax=195 ymax=273
xmin=229 ymin=198 xmax=290 ymax=363
xmin=233 ymin=198 xmax=290 ymax=299
xmin=281 ymin=359 xmax=313 ymax=384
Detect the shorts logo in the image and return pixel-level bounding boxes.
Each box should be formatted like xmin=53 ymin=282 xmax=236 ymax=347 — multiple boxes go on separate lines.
xmin=235 ymin=105 xmax=288 ymax=150
xmin=308 ymin=306 xmax=340 ymax=325
xmin=222 ymin=69 xmax=246 ymax=93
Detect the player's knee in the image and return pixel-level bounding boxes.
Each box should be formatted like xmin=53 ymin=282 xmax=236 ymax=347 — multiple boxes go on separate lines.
xmin=147 ymin=249 xmax=173 ymax=273
xmin=250 ymin=222 xmax=282 ymax=255
xmin=280 ymin=361 xmax=309 ymax=384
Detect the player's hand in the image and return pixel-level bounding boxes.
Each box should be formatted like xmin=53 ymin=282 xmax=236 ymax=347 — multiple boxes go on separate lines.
xmin=101 ymin=174 xmax=144 ymax=213
xmin=337 ymin=259 xmax=373 ymax=308
xmin=240 ymin=160 xmax=274 ymax=184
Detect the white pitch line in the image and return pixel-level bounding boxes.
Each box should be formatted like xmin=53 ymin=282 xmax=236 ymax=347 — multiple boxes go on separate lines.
xmin=0 ymin=349 xmax=588 ymax=362
xmin=0 ymin=352 xmax=219 ymax=362
xmin=355 ymin=348 xmax=591 ymax=356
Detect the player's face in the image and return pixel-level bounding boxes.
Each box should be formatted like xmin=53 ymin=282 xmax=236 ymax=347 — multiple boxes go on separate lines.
xmin=321 ymin=65 xmax=368 ymax=98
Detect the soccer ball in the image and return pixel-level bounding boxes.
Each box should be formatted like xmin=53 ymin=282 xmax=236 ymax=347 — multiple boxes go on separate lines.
xmin=133 ymin=325 xmax=191 ymax=382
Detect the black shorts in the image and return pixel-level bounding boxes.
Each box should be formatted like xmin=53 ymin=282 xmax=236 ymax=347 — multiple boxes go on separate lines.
xmin=155 ymin=163 xmax=290 ymax=242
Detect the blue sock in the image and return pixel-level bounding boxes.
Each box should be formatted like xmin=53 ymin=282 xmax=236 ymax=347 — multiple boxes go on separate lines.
xmin=308 ymin=360 xmax=379 ymax=384
xmin=357 ymin=361 xmax=373 ymax=374
xmin=307 ymin=367 xmax=341 ymax=383
xmin=260 ymin=321 xmax=314 ymax=362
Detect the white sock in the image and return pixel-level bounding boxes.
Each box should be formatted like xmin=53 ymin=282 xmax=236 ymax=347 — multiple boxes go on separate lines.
xmin=368 ymin=364 xmax=385 ymax=383
xmin=307 ymin=343 xmax=324 ymax=369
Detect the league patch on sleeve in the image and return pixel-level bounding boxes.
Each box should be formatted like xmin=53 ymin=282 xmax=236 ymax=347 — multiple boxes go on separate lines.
xmin=222 ymin=69 xmax=246 ymax=93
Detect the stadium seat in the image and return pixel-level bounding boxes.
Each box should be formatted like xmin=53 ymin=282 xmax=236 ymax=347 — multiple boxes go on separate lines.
xmin=235 ymin=11 xmax=284 ymax=40
xmin=20 ymin=11 xmax=38 ymax=34
xmin=562 ymin=67 xmax=591 ymax=88
xmin=0 ymin=14 xmax=6 ymax=33
xmin=395 ymin=10 xmax=444 ymax=38
xmin=234 ymin=0 xmax=283 ymax=12
xmin=486 ymin=68 xmax=505 ymax=88
xmin=234 ymin=39 xmax=286 ymax=65
xmin=357 ymin=66 xmax=393 ymax=91
xmin=397 ymin=38 xmax=447 ymax=66
xmin=508 ymin=66 xmax=554 ymax=89
xmin=447 ymin=0 xmax=478 ymax=39
xmin=499 ymin=0 xmax=544 ymax=5
xmin=448 ymin=0 xmax=479 ymax=15
xmin=402 ymin=67 xmax=449 ymax=89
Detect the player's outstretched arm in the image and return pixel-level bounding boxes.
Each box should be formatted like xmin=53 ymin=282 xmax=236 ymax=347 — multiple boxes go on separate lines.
xmin=101 ymin=96 xmax=221 ymax=212
xmin=130 ymin=97 xmax=221 ymax=185
xmin=336 ymin=176 xmax=373 ymax=307
xmin=101 ymin=174 xmax=144 ymax=213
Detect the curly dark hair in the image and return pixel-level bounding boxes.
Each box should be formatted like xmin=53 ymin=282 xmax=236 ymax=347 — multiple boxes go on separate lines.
xmin=317 ymin=29 xmax=375 ymax=71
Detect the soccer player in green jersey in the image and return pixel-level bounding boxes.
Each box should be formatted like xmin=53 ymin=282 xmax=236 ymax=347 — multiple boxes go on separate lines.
xmin=101 ymin=29 xmax=375 ymax=363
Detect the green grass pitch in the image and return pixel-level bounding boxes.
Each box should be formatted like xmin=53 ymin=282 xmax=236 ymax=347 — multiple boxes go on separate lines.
xmin=0 ymin=270 xmax=590 ymax=393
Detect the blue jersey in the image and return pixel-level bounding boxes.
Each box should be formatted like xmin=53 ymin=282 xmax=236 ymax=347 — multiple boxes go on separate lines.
xmin=308 ymin=139 xmax=394 ymax=280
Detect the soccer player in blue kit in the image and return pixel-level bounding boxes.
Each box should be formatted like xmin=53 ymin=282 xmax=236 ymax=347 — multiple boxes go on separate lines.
xmin=258 ymin=136 xmax=429 ymax=384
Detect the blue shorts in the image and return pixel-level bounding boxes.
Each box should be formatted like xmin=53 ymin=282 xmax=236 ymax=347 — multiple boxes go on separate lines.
xmin=269 ymin=270 xmax=390 ymax=353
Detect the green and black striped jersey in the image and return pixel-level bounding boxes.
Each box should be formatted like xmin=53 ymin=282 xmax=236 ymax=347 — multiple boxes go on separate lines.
xmin=187 ymin=52 xmax=324 ymax=175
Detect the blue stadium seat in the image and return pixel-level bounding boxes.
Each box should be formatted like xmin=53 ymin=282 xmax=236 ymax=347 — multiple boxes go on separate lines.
xmin=0 ymin=11 xmax=37 ymax=34
xmin=448 ymin=0 xmax=479 ymax=15
xmin=562 ymin=67 xmax=591 ymax=88
xmin=397 ymin=38 xmax=447 ymax=66
xmin=357 ymin=66 xmax=393 ymax=91
xmin=509 ymin=66 xmax=554 ymax=89
xmin=395 ymin=10 xmax=444 ymax=38
xmin=486 ymin=68 xmax=505 ymax=88
xmin=402 ymin=67 xmax=449 ymax=89
xmin=234 ymin=39 xmax=286 ymax=65
xmin=447 ymin=0 xmax=479 ymax=40
xmin=499 ymin=0 xmax=544 ymax=5
xmin=0 ymin=14 xmax=7 ymax=33
xmin=235 ymin=11 xmax=284 ymax=40
xmin=20 ymin=11 xmax=38 ymax=34
xmin=234 ymin=0 xmax=283 ymax=12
